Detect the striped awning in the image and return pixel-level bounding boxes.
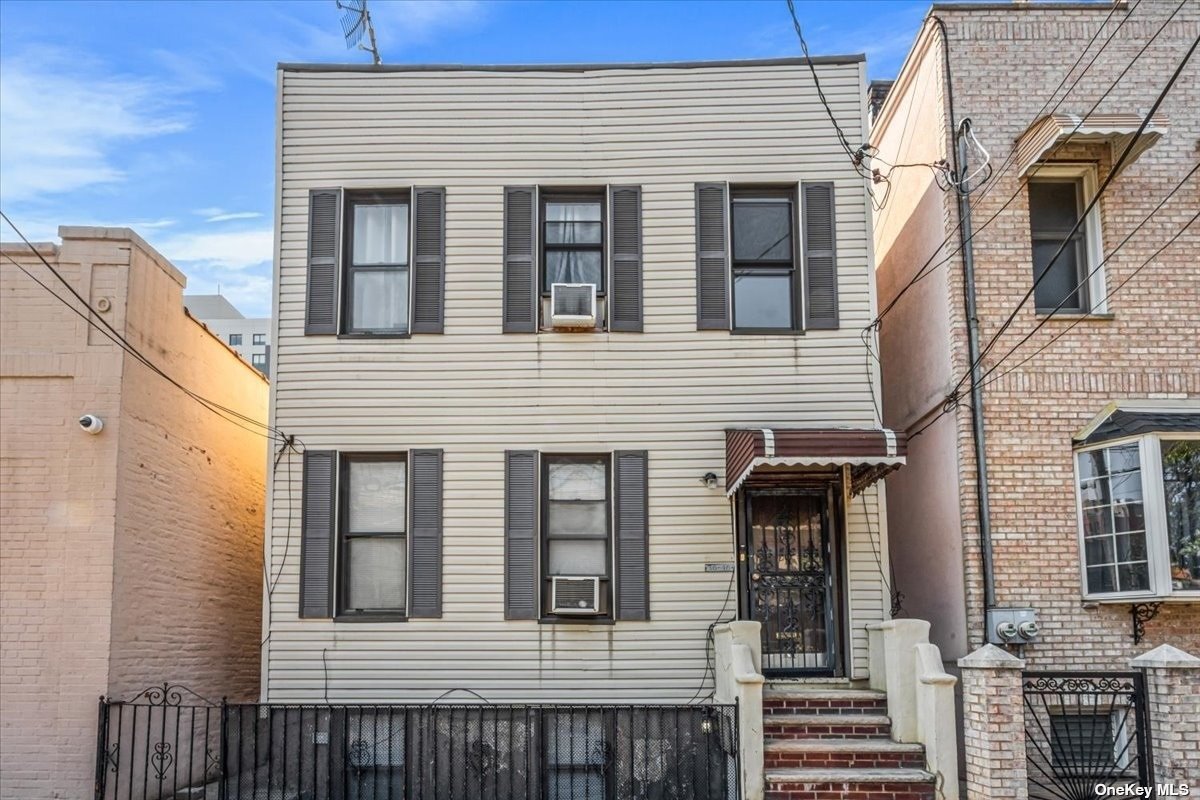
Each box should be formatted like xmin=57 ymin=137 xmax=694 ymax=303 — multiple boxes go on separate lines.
xmin=725 ymin=428 xmax=906 ymax=496
xmin=1014 ymin=113 xmax=1168 ymax=178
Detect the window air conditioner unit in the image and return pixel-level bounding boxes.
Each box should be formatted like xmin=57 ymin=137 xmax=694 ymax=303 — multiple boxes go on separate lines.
xmin=549 ymin=283 xmax=597 ymax=329
xmin=550 ymin=576 xmax=601 ymax=615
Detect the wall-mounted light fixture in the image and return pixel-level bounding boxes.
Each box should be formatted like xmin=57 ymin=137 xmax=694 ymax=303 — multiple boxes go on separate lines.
xmin=700 ymin=472 xmax=719 ymax=489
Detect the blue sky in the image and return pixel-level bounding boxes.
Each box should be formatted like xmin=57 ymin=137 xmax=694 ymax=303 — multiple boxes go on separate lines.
xmin=0 ymin=0 xmax=926 ymax=316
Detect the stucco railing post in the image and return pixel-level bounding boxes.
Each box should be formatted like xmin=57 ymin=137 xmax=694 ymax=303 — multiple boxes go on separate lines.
xmin=714 ymin=621 xmax=764 ymax=800
xmin=879 ymin=619 xmax=930 ymax=742
xmin=959 ymin=644 xmax=1027 ymax=800
xmin=915 ymin=643 xmax=959 ymax=800
xmin=1130 ymin=643 xmax=1200 ymax=783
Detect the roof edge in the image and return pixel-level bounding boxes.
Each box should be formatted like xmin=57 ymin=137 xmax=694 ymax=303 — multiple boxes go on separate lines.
xmin=932 ymin=1 xmax=1129 ymax=9
xmin=278 ymin=55 xmax=866 ymax=74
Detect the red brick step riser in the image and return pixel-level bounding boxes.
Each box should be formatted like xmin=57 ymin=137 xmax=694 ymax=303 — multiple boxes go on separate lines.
xmin=763 ymin=698 xmax=888 ymax=715
xmin=764 ymin=780 xmax=936 ymax=800
xmin=763 ymin=750 xmax=925 ymax=769
xmin=763 ymin=721 xmax=891 ymax=739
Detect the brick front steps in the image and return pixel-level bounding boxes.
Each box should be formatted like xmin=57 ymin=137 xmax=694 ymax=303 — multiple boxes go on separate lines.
xmin=761 ymin=683 xmax=937 ymax=800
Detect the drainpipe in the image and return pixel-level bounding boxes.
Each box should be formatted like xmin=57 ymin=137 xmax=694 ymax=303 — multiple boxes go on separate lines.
xmin=933 ymin=15 xmax=997 ymax=637
xmin=955 ymin=123 xmax=997 ymax=626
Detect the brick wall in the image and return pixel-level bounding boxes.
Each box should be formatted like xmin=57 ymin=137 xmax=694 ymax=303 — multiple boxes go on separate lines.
xmin=0 ymin=228 xmax=268 ymax=799
xmin=876 ymin=2 xmax=1200 ymax=669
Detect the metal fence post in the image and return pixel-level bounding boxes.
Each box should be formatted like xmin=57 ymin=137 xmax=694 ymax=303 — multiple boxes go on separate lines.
xmin=219 ymin=698 xmax=229 ymax=800
xmin=94 ymin=696 xmax=109 ymax=800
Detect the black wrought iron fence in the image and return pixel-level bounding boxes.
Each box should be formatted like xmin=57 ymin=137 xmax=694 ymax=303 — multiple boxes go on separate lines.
xmin=96 ymin=687 xmax=740 ymax=800
xmin=1022 ymin=671 xmax=1154 ymax=800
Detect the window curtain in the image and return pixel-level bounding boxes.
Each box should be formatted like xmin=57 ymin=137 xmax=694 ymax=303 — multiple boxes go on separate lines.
xmin=546 ymin=203 xmax=601 ymax=285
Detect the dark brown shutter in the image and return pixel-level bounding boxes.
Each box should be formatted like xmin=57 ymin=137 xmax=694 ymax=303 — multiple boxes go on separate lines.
xmin=300 ymin=450 xmax=337 ymax=618
xmin=408 ymin=449 xmax=443 ymax=617
xmin=695 ymin=183 xmax=730 ymax=330
xmin=803 ymin=182 xmax=839 ymax=329
xmin=411 ymin=187 xmax=446 ymax=334
xmin=613 ymin=450 xmax=649 ymax=621
xmin=504 ymin=450 xmax=538 ymax=619
xmin=502 ymin=187 xmax=537 ymax=333
xmin=305 ymin=189 xmax=341 ymax=334
xmin=608 ymin=185 xmax=643 ymax=332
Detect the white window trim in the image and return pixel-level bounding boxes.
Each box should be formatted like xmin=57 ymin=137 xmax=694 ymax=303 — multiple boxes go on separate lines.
xmin=1074 ymin=432 xmax=1200 ymax=602
xmin=1028 ymin=163 xmax=1107 ymax=314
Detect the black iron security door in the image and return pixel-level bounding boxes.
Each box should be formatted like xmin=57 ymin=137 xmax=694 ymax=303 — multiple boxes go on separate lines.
xmin=743 ymin=490 xmax=837 ymax=676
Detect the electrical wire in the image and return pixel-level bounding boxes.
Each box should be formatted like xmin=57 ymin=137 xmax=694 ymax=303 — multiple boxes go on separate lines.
xmin=869 ymin=0 xmax=1178 ymax=329
xmin=0 ymin=212 xmax=292 ymax=443
xmin=951 ymin=31 xmax=1199 ymax=398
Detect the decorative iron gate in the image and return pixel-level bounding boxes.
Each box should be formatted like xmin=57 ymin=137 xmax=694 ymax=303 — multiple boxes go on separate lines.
xmin=1022 ymin=671 xmax=1154 ymax=800
xmin=96 ymin=687 xmax=740 ymax=800
xmin=743 ymin=490 xmax=836 ymax=675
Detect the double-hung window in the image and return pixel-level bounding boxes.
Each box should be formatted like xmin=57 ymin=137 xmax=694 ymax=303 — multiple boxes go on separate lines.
xmin=1076 ymin=435 xmax=1200 ymax=599
xmin=1028 ymin=165 xmax=1105 ymax=314
xmin=339 ymin=454 xmax=408 ymax=617
xmin=730 ymin=189 xmax=799 ymax=331
xmin=541 ymin=455 xmax=611 ymax=617
xmin=541 ymin=194 xmax=604 ymax=295
xmin=345 ymin=193 xmax=410 ymax=334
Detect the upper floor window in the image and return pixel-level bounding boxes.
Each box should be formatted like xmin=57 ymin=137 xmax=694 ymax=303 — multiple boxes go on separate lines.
xmin=541 ymin=194 xmax=604 ymax=294
xmin=1076 ymin=435 xmax=1199 ymax=599
xmin=731 ymin=189 xmax=799 ymax=331
xmin=251 ymin=353 xmax=267 ymax=368
xmin=1028 ymin=165 xmax=1105 ymax=314
xmin=345 ymin=192 xmax=410 ymax=335
xmin=253 ymin=333 xmax=267 ymax=346
xmin=228 ymin=333 xmax=243 ymax=346
xmin=339 ymin=454 xmax=408 ymax=617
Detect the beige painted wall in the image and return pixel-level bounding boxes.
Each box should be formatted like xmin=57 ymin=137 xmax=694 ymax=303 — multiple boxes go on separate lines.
xmin=0 ymin=227 xmax=268 ymax=800
xmin=267 ymin=60 xmax=892 ymax=702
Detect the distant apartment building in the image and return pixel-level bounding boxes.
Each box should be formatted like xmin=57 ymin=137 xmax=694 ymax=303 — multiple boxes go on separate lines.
xmin=185 ymin=293 xmax=272 ymax=376
xmin=0 ymin=227 xmax=269 ymax=800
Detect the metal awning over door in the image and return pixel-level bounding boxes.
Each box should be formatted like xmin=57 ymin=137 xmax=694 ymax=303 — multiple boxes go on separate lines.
xmin=725 ymin=427 xmax=906 ymax=495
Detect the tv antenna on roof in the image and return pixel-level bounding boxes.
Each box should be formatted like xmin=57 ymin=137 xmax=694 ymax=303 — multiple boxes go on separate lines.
xmin=336 ymin=0 xmax=381 ymax=65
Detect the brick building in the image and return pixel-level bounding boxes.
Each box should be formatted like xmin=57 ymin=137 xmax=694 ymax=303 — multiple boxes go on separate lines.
xmin=0 ymin=227 xmax=269 ymax=800
xmin=871 ymin=0 xmax=1199 ymax=791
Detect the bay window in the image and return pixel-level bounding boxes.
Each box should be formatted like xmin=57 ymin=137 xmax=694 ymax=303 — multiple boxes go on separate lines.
xmin=1076 ymin=434 xmax=1200 ymax=599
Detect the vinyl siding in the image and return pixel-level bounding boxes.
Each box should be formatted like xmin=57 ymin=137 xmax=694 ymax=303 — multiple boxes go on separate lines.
xmin=266 ymin=60 xmax=887 ymax=702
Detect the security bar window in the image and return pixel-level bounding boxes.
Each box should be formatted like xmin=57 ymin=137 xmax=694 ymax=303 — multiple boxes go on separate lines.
xmin=541 ymin=455 xmax=611 ymax=616
xmin=345 ymin=193 xmax=410 ymax=334
xmin=339 ymin=455 xmax=407 ymax=616
xmin=542 ymin=195 xmax=604 ymax=294
xmin=731 ymin=190 xmax=798 ymax=331
xmin=1076 ymin=435 xmax=1200 ymax=599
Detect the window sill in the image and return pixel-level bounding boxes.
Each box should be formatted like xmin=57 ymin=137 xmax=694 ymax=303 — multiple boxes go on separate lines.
xmin=1034 ymin=311 xmax=1114 ymax=320
xmin=538 ymin=616 xmax=615 ymax=626
xmin=1083 ymin=593 xmax=1199 ymax=605
xmin=336 ymin=332 xmax=412 ymax=340
xmin=334 ymin=614 xmax=410 ymax=622
xmin=730 ymin=328 xmax=806 ymax=336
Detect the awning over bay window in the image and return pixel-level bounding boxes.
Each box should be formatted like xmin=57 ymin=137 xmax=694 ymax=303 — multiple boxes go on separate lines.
xmin=725 ymin=428 xmax=906 ymax=496
xmin=1075 ymin=401 xmax=1200 ymax=447
xmin=1014 ymin=113 xmax=1168 ymax=178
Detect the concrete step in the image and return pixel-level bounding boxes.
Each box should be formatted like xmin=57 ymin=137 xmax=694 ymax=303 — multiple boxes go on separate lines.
xmin=764 ymin=738 xmax=925 ymax=769
xmin=763 ymin=687 xmax=888 ymax=715
xmin=763 ymin=713 xmax=892 ymax=740
xmin=764 ymin=767 xmax=936 ymax=800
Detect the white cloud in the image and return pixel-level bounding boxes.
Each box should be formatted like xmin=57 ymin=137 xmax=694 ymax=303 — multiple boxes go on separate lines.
xmin=150 ymin=228 xmax=274 ymax=272
xmin=205 ymin=211 xmax=263 ymax=223
xmin=0 ymin=51 xmax=189 ymax=203
xmin=358 ymin=0 xmax=487 ymax=53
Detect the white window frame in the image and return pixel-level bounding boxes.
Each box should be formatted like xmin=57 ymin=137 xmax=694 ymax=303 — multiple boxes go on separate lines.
xmin=1028 ymin=163 xmax=1107 ymax=314
xmin=1074 ymin=432 xmax=1200 ymax=601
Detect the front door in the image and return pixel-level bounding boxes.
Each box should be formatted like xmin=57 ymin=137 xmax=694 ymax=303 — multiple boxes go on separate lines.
xmin=741 ymin=489 xmax=839 ymax=676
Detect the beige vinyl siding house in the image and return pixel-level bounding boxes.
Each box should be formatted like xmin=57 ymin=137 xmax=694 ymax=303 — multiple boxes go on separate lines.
xmin=264 ymin=58 xmax=897 ymax=703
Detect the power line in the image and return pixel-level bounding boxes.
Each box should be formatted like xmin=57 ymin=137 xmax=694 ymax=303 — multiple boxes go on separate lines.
xmin=952 ymin=31 xmax=1199 ymax=398
xmin=870 ymin=0 xmax=1180 ymax=329
xmin=1 ymin=212 xmax=292 ymax=444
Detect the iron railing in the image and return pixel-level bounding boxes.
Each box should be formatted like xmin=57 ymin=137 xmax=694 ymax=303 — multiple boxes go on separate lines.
xmin=1022 ymin=671 xmax=1154 ymax=800
xmin=96 ymin=686 xmax=740 ymax=800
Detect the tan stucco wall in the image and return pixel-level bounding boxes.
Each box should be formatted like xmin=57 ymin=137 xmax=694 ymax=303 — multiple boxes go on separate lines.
xmin=0 ymin=228 xmax=268 ymax=799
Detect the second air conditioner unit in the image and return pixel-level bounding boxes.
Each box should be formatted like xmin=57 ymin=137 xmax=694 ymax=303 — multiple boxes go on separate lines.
xmin=549 ymin=283 xmax=597 ymax=329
